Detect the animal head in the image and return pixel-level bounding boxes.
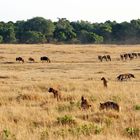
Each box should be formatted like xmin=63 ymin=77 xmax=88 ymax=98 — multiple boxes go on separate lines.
xmin=101 ymin=77 xmax=105 ymax=80
xmin=48 ymin=87 xmax=53 ymax=92
xmin=99 ymin=103 xmax=105 ymax=110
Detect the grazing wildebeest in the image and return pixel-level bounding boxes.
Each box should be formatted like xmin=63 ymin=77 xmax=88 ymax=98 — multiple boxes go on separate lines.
xmin=40 ymin=56 xmax=51 ymax=63
xmin=48 ymin=87 xmax=61 ymax=101
xmin=106 ymin=55 xmax=111 ymax=61
xmin=101 ymin=77 xmax=108 ymax=88
xmin=81 ymin=96 xmax=91 ymax=110
xmin=100 ymin=101 xmax=120 ymax=112
xmin=16 ymin=57 xmax=24 ymax=63
xmin=28 ymin=57 xmax=35 ymax=62
xmin=117 ymin=73 xmax=135 ymax=81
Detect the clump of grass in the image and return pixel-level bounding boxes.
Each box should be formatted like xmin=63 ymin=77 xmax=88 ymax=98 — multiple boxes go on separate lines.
xmin=134 ymin=105 xmax=140 ymax=111
xmin=53 ymin=128 xmax=68 ymax=138
xmin=111 ymin=95 xmax=121 ymax=102
xmin=68 ymin=124 xmax=103 ymax=136
xmin=57 ymin=102 xmax=76 ymax=112
xmin=0 ymin=129 xmax=16 ymax=140
xmin=125 ymin=127 xmax=139 ymax=137
xmin=16 ymin=93 xmax=43 ymax=101
xmin=40 ymin=129 xmax=49 ymax=140
xmin=104 ymin=117 xmax=112 ymax=127
xmin=57 ymin=115 xmax=76 ymax=125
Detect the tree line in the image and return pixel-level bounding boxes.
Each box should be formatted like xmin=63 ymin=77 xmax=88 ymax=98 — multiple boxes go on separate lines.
xmin=0 ymin=17 xmax=140 ymax=44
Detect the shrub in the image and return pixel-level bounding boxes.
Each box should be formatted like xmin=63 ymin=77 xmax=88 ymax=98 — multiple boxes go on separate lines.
xmin=125 ymin=127 xmax=139 ymax=137
xmin=57 ymin=115 xmax=76 ymax=125
xmin=134 ymin=105 xmax=140 ymax=111
xmin=0 ymin=129 xmax=16 ymax=140
xmin=68 ymin=124 xmax=103 ymax=136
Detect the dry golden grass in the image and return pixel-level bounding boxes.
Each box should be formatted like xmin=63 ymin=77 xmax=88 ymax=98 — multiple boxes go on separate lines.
xmin=0 ymin=44 xmax=139 ymax=140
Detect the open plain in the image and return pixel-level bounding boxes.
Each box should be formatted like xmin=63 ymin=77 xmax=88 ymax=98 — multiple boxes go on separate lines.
xmin=0 ymin=44 xmax=139 ymax=140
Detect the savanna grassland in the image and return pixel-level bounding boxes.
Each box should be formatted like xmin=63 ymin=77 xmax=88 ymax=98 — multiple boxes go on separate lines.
xmin=0 ymin=44 xmax=139 ymax=140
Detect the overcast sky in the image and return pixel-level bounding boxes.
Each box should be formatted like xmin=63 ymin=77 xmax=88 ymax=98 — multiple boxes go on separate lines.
xmin=0 ymin=0 xmax=140 ymax=23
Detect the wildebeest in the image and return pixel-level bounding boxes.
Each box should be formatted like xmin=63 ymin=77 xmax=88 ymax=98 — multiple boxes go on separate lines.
xmin=98 ymin=55 xmax=111 ymax=62
xmin=117 ymin=73 xmax=135 ymax=81
xmin=28 ymin=57 xmax=35 ymax=62
xmin=100 ymin=101 xmax=120 ymax=112
xmin=40 ymin=56 xmax=51 ymax=63
xmin=16 ymin=57 xmax=24 ymax=63
xmin=48 ymin=87 xmax=61 ymax=101
xmin=101 ymin=77 xmax=108 ymax=88
xmin=81 ymin=96 xmax=91 ymax=110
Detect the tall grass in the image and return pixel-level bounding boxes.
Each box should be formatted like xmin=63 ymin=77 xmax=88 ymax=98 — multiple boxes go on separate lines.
xmin=0 ymin=44 xmax=139 ymax=140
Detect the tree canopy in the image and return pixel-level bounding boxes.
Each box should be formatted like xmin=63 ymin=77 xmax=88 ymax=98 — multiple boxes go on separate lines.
xmin=0 ymin=17 xmax=140 ymax=44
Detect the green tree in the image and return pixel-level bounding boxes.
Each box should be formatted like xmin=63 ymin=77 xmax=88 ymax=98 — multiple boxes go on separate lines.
xmin=23 ymin=17 xmax=55 ymax=42
xmin=21 ymin=31 xmax=46 ymax=44
xmin=0 ymin=35 xmax=3 ymax=43
xmin=54 ymin=18 xmax=76 ymax=42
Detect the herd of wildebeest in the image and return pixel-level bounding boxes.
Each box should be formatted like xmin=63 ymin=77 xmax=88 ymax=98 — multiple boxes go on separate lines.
xmin=14 ymin=51 xmax=139 ymax=113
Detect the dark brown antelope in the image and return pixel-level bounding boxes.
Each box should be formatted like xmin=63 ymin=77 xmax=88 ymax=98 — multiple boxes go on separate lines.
xmin=81 ymin=96 xmax=91 ymax=110
xmin=16 ymin=57 xmax=24 ymax=63
xmin=48 ymin=87 xmax=61 ymax=101
xmin=41 ymin=56 xmax=51 ymax=63
xmin=28 ymin=57 xmax=35 ymax=62
xmin=100 ymin=101 xmax=120 ymax=112
xmin=117 ymin=73 xmax=135 ymax=81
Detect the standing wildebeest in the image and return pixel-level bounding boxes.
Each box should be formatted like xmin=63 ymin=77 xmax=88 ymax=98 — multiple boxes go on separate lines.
xmin=40 ymin=56 xmax=51 ymax=63
xmin=98 ymin=55 xmax=111 ymax=62
xmin=81 ymin=96 xmax=91 ymax=110
xmin=16 ymin=57 xmax=24 ymax=63
xmin=117 ymin=73 xmax=135 ymax=81
xmin=101 ymin=77 xmax=108 ymax=88
xmin=28 ymin=57 xmax=35 ymax=62
xmin=100 ymin=101 xmax=120 ymax=112
xmin=48 ymin=87 xmax=61 ymax=101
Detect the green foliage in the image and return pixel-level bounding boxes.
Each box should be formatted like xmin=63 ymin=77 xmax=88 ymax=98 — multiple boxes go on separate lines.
xmin=0 ymin=129 xmax=16 ymax=140
xmin=0 ymin=17 xmax=140 ymax=44
xmin=22 ymin=31 xmax=46 ymax=44
xmin=57 ymin=115 xmax=76 ymax=125
xmin=0 ymin=35 xmax=3 ymax=43
xmin=53 ymin=128 xmax=67 ymax=138
xmin=54 ymin=18 xmax=76 ymax=42
xmin=125 ymin=127 xmax=139 ymax=137
xmin=68 ymin=124 xmax=103 ymax=136
xmin=134 ymin=105 xmax=140 ymax=110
